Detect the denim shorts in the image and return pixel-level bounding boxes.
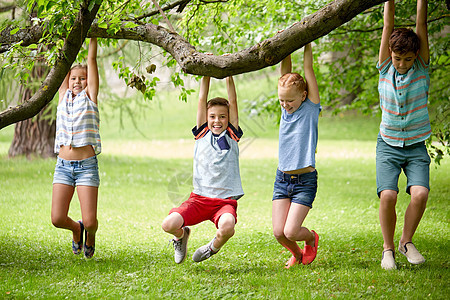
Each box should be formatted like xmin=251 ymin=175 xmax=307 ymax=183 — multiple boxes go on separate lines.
xmin=53 ymin=156 xmax=100 ymax=187
xmin=376 ymin=135 xmax=430 ymax=196
xmin=272 ymin=169 xmax=318 ymax=208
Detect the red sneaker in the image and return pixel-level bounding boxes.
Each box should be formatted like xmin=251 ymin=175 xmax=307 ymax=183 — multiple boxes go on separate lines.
xmin=302 ymin=230 xmax=319 ymax=265
xmin=284 ymin=255 xmax=301 ymax=269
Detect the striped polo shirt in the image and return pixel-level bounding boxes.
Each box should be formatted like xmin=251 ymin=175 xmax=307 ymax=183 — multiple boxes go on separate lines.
xmin=377 ymin=55 xmax=431 ymax=147
xmin=54 ymin=89 xmax=101 ymax=154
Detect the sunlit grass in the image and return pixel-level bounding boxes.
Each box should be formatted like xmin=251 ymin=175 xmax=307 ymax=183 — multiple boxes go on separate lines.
xmin=0 ymin=151 xmax=448 ymax=298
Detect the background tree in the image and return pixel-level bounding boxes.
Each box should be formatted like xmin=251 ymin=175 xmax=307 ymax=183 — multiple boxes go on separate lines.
xmin=0 ymin=0 xmax=448 ymax=161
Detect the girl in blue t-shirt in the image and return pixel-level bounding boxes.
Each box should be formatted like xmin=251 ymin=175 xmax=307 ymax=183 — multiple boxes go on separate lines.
xmin=272 ymin=43 xmax=321 ymax=268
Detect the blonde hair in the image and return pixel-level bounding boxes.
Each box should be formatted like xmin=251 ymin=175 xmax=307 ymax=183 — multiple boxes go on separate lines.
xmin=278 ymin=73 xmax=306 ymax=93
xmin=69 ymin=64 xmax=87 ymax=75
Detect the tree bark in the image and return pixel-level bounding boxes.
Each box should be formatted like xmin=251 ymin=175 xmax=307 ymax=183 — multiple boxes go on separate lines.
xmin=8 ymin=62 xmax=56 ymax=158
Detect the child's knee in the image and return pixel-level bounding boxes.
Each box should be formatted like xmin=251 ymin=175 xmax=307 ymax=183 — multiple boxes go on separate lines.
xmin=218 ymin=225 xmax=235 ymax=239
xmin=380 ymin=190 xmax=397 ymax=205
xmin=273 ymin=228 xmax=285 ymax=241
xmin=51 ymin=215 xmax=65 ymax=228
xmin=161 ymin=213 xmax=183 ymax=233
xmin=410 ymin=186 xmax=429 ymax=203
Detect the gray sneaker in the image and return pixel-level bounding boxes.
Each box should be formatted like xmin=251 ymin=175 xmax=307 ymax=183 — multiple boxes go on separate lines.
xmin=192 ymin=239 xmax=217 ymax=262
xmin=171 ymin=227 xmax=190 ymax=264
xmin=398 ymin=241 xmax=425 ymax=264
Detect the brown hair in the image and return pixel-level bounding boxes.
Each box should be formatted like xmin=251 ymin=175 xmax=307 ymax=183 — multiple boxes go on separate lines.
xmin=207 ymin=97 xmax=229 ymax=110
xmin=389 ymin=28 xmax=420 ymax=55
xmin=278 ymin=73 xmax=307 ymax=93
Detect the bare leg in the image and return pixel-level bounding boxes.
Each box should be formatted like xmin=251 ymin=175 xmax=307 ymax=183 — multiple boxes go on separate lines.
xmin=379 ymin=189 xmax=398 ymax=251
xmin=77 ymin=185 xmax=98 ymax=247
xmin=214 ymin=213 xmax=236 ymax=249
xmin=272 ymin=199 xmax=302 ymax=260
xmin=400 ymin=186 xmax=428 ymax=245
xmin=51 ymin=183 xmax=81 ymax=243
xmin=161 ymin=212 xmax=185 ymax=238
xmin=284 ymin=202 xmax=315 ymax=246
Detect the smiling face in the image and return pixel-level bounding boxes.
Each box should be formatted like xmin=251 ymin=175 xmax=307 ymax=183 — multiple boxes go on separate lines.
xmin=391 ymin=50 xmax=418 ymax=74
xmin=207 ymin=105 xmax=229 ymax=135
xmin=278 ymin=85 xmax=307 ymax=114
xmin=68 ymin=67 xmax=87 ymax=95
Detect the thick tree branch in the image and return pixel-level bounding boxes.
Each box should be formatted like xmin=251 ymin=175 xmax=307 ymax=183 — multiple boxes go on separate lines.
xmin=0 ymin=0 xmax=102 ymax=130
xmin=88 ymin=0 xmax=387 ymax=78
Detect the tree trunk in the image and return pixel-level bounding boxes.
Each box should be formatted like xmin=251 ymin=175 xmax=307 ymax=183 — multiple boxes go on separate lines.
xmin=8 ymin=64 xmax=56 ymax=159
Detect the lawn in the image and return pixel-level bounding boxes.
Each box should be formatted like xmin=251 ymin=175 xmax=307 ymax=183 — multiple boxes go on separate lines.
xmin=0 ymin=79 xmax=448 ymax=299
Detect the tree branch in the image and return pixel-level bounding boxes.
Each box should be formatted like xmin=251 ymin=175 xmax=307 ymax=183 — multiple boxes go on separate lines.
xmin=0 ymin=0 xmax=102 ymax=130
xmin=88 ymin=0 xmax=387 ymax=78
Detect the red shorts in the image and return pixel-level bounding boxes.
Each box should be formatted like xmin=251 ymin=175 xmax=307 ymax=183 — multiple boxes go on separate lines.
xmin=169 ymin=192 xmax=238 ymax=228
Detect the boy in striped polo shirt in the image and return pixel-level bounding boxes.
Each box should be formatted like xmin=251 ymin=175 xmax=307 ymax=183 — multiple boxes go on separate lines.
xmin=377 ymin=0 xmax=431 ymax=270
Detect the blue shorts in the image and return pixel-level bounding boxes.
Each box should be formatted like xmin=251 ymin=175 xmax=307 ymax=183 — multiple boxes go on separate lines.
xmin=376 ymin=134 xmax=430 ymax=197
xmin=272 ymin=169 xmax=318 ymax=208
xmin=53 ymin=156 xmax=100 ymax=187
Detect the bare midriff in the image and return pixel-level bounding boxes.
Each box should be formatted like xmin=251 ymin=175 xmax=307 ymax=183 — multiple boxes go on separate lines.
xmin=58 ymin=145 xmax=95 ymax=160
xmin=282 ymin=166 xmax=315 ymax=175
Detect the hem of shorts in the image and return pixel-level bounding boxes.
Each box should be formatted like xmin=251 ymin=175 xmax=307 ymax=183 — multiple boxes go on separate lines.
xmin=377 ymin=187 xmax=399 ymax=198
xmin=53 ymin=181 xmax=99 ymax=188
xmin=406 ymin=183 xmax=430 ymax=195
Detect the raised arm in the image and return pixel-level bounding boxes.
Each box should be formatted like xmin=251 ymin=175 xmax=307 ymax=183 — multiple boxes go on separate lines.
xmin=58 ymin=72 xmax=69 ymax=104
xmin=226 ymin=76 xmax=238 ymax=129
xmin=303 ymin=43 xmax=319 ymax=104
xmin=379 ymin=0 xmax=395 ymax=65
xmin=197 ymin=76 xmax=210 ymax=129
xmin=280 ymin=54 xmax=292 ymax=76
xmin=86 ymin=38 xmax=99 ymax=104
xmin=416 ymin=0 xmax=429 ymax=63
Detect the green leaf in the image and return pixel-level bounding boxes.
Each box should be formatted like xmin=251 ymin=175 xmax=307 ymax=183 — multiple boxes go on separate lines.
xmin=9 ymin=28 xmax=19 ymax=35
xmin=88 ymin=0 xmax=96 ymax=12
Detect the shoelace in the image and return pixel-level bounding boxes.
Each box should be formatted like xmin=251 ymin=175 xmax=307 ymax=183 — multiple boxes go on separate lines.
xmin=169 ymin=239 xmax=182 ymax=251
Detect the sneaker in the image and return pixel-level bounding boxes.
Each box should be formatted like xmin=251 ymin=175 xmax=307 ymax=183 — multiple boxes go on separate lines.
xmin=381 ymin=249 xmax=397 ymax=270
xmin=285 ymin=255 xmax=301 ymax=269
xmin=192 ymin=238 xmax=217 ymax=262
xmin=171 ymin=227 xmax=190 ymax=264
xmin=302 ymin=230 xmax=319 ymax=265
xmin=398 ymin=241 xmax=425 ymax=264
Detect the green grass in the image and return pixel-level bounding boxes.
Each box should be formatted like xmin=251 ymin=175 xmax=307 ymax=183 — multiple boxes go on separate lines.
xmin=0 ymin=77 xmax=448 ymax=299
xmin=0 ymin=153 xmax=448 ymax=299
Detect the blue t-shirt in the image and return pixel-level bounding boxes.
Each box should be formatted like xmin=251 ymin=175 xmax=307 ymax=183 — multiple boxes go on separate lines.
xmin=278 ymin=98 xmax=321 ymax=171
xmin=191 ymin=123 xmax=244 ymax=200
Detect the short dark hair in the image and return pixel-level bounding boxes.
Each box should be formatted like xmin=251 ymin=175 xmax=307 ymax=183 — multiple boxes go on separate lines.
xmin=389 ymin=28 xmax=420 ymax=55
xmin=207 ymin=97 xmax=229 ymax=110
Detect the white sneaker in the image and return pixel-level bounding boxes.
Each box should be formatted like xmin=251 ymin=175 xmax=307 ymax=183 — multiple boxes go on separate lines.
xmin=381 ymin=249 xmax=397 ymax=270
xmin=192 ymin=238 xmax=217 ymax=262
xmin=398 ymin=241 xmax=425 ymax=264
xmin=171 ymin=227 xmax=190 ymax=264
